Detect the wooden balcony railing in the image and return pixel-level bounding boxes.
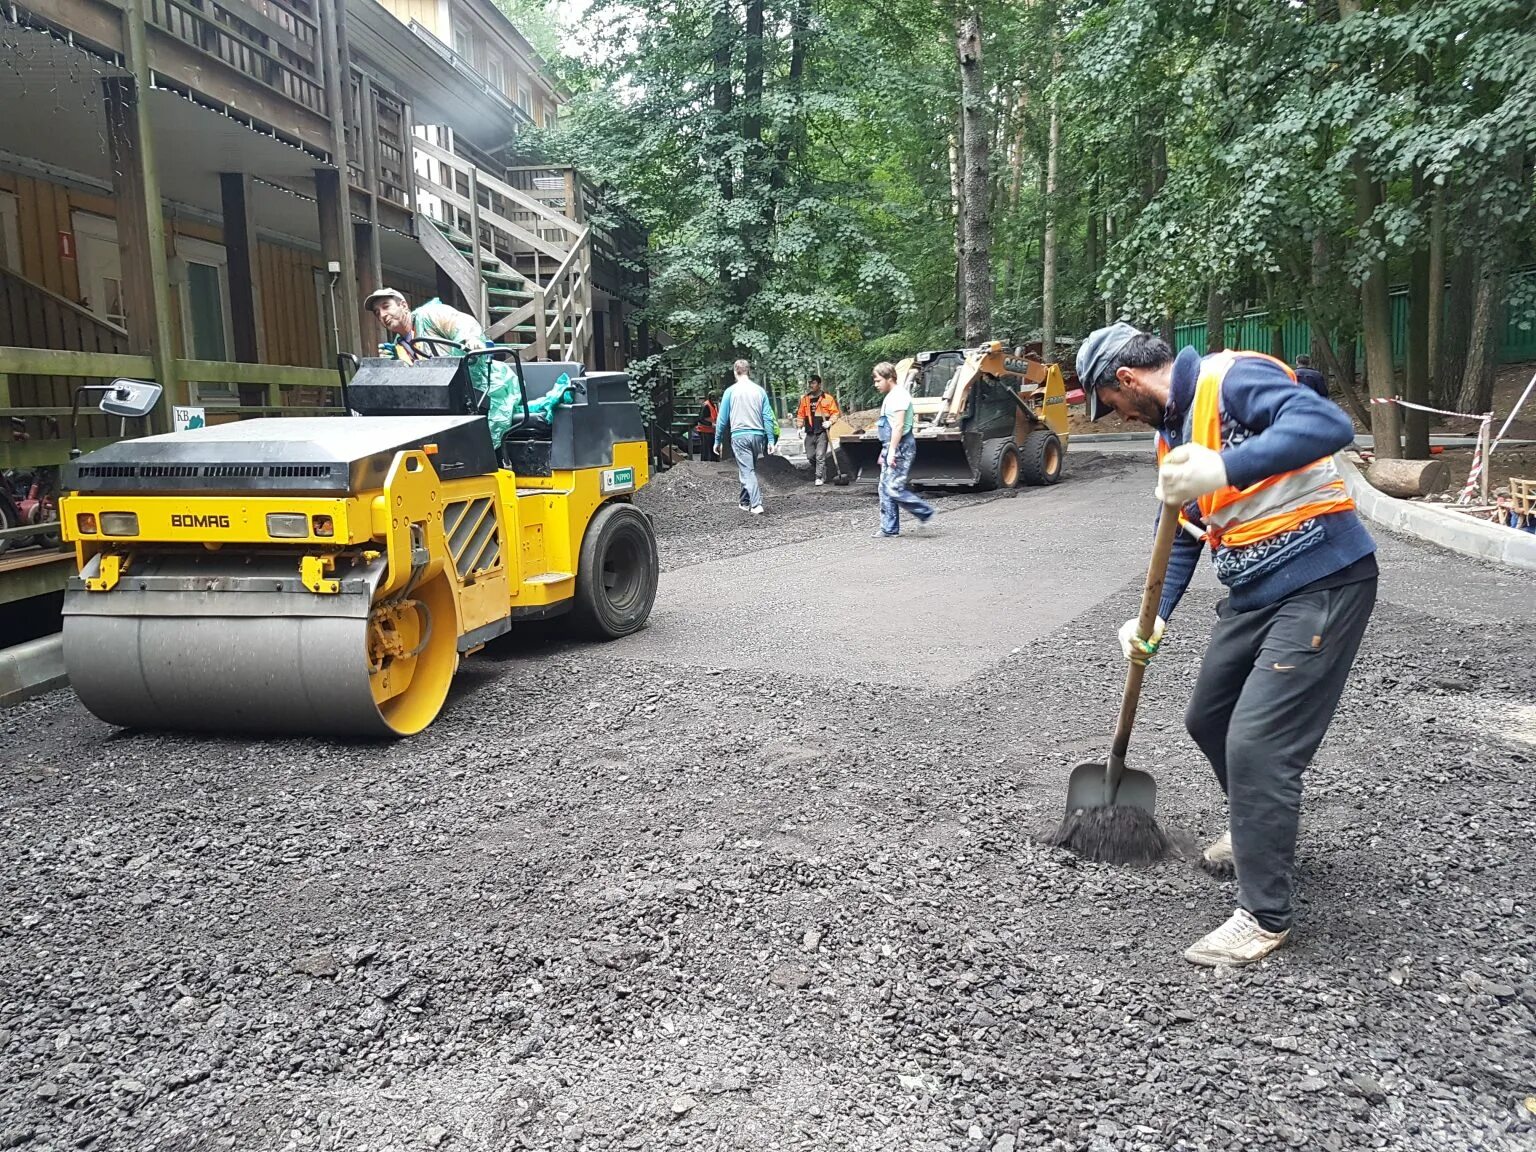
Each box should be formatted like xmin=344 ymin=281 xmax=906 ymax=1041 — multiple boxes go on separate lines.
xmin=348 ymin=71 xmax=412 ymax=209
xmin=147 ymin=0 xmax=326 ymax=117
xmin=0 ymin=347 xmax=344 ymax=468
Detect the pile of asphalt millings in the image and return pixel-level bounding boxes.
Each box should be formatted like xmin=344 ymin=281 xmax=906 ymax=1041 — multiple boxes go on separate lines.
xmin=0 ymin=474 xmax=1532 ymax=1152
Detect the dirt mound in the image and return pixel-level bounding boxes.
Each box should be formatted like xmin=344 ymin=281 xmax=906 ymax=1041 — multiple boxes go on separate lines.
xmin=755 ymin=453 xmax=811 ymax=489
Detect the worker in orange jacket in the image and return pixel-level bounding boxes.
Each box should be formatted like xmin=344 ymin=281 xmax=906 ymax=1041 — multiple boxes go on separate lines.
xmin=796 ymin=375 xmax=841 ymax=485
xmin=694 ymin=393 xmax=719 ymax=461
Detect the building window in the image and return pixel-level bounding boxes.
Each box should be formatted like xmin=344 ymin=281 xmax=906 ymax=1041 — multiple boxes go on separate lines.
xmin=518 ymin=85 xmax=532 ymax=114
xmin=453 ymin=24 xmax=471 ymax=60
xmin=485 ymin=54 xmax=504 ymax=93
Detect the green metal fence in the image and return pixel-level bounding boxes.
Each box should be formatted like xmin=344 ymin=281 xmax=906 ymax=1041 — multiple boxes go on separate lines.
xmin=1172 ymin=268 xmax=1536 ymax=365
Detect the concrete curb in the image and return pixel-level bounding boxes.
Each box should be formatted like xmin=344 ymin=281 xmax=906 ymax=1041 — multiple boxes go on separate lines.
xmin=1338 ymin=453 xmax=1536 ymax=571
xmin=0 ymin=633 xmax=66 ymax=708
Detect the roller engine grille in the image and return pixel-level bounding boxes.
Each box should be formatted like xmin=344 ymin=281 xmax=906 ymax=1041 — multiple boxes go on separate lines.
xmin=75 ymin=462 xmax=334 ymax=480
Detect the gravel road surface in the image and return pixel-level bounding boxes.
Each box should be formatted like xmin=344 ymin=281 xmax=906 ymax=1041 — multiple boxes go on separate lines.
xmin=2 ymin=451 xmax=1533 ymax=1152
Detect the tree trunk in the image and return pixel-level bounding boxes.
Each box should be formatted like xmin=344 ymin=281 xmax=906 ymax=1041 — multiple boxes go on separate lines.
xmin=1458 ymin=263 xmax=1506 ymax=414
xmin=1355 ymin=158 xmax=1400 ymax=459
xmin=1455 ymin=151 xmax=1526 ymax=413
xmin=1438 ymin=244 xmax=1474 ymax=407
xmin=1265 ymin=275 xmax=1285 ymax=360
xmin=1041 ymin=95 xmax=1059 ymax=361
xmin=956 ymin=8 xmax=992 ymax=344
xmin=735 ymin=0 xmax=764 ymax=309
xmin=1301 ymin=294 xmax=1371 ymax=427
xmin=1103 ymin=212 xmax=1115 ymax=325
xmin=742 ymin=0 xmax=762 ymax=148
xmin=711 ymin=0 xmax=733 ymax=206
xmin=1337 ymin=341 xmax=1363 ymax=421
xmin=1404 ymin=169 xmax=1432 ymax=458
xmin=1426 ymin=185 xmax=1444 ymax=390
xmin=1085 ymin=162 xmax=1098 ymax=332
xmin=1001 ymin=89 xmax=1027 ymax=307
xmin=1161 ymin=305 xmax=1175 ymax=349
xmin=949 ymin=125 xmax=965 ymax=337
xmin=1309 ymin=233 xmax=1330 ymax=369
xmin=1365 ymin=457 xmax=1448 ymax=498
xmin=710 ymin=0 xmax=735 ymax=316
xmin=1206 ymin=287 xmax=1225 ymax=354
xmin=769 ymin=0 xmax=808 ymax=193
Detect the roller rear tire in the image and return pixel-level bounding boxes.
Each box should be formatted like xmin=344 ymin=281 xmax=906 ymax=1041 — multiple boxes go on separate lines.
xmin=572 ymin=502 xmax=659 ymax=639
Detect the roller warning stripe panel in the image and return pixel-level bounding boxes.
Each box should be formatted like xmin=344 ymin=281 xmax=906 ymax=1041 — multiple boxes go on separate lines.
xmin=443 ymin=496 xmax=501 ymax=579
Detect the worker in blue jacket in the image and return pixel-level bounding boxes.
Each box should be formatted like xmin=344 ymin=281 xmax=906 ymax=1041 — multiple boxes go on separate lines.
xmin=714 ymin=359 xmax=781 ymax=515
xmin=1076 ymin=323 xmax=1377 ymax=968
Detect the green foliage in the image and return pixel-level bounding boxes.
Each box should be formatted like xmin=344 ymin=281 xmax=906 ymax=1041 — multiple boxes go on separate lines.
xmin=525 ymin=0 xmax=1534 ymax=398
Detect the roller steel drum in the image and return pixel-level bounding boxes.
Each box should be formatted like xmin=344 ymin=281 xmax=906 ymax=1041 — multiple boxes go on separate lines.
xmin=62 ymin=554 xmax=458 ymax=738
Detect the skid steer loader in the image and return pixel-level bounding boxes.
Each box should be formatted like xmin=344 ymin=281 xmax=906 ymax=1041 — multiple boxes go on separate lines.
xmin=835 ymin=341 xmax=1070 ymax=490
xmin=57 ymin=346 xmax=659 ymax=738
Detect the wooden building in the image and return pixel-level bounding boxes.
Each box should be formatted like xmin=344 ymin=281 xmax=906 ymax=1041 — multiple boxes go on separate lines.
xmin=0 ymin=0 xmax=644 ymax=468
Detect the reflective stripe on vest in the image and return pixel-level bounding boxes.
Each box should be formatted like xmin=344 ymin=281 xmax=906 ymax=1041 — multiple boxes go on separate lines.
xmin=1160 ymin=350 xmax=1354 ymax=551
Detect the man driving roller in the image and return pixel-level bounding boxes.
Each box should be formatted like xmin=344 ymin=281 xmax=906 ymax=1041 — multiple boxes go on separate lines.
xmin=364 ymin=288 xmax=524 ymax=443
xmin=365 ymin=288 xmax=489 ymax=362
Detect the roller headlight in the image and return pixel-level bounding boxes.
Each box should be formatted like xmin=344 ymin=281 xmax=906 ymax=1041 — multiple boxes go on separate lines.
xmin=266 ymin=513 xmax=309 ymax=538
xmin=99 ymin=512 xmax=139 ymax=537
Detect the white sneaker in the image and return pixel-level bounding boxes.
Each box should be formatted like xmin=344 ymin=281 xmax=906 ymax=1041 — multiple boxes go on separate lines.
xmin=1203 ymin=829 xmax=1233 ymax=868
xmin=815 ymin=479 xmax=824 ymax=486
xmin=750 ymin=506 xmax=764 ymax=516
xmin=1183 ymin=908 xmax=1290 ymax=967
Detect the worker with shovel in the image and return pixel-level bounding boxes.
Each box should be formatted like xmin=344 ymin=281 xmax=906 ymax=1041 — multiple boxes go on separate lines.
xmin=1076 ymin=323 xmax=1377 ymax=967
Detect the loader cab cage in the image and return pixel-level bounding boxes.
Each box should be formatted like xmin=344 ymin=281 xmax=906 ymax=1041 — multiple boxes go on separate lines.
xmin=912 ymin=350 xmax=966 ymax=400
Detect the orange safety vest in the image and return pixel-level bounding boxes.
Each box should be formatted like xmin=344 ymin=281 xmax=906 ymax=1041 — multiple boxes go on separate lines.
xmin=1158 ymin=351 xmax=1355 ymax=551
xmin=695 ymin=399 xmax=718 ymax=436
xmin=796 ymin=391 xmax=840 ymax=429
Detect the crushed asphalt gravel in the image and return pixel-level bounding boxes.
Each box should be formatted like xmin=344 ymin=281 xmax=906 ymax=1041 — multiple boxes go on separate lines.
xmin=2 ymin=452 xmax=1533 ymax=1151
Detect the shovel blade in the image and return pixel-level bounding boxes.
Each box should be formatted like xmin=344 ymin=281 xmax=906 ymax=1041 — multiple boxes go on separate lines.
xmin=1064 ymin=759 xmax=1158 ymax=814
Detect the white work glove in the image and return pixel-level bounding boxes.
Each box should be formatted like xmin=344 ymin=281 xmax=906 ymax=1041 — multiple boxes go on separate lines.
xmin=1118 ymin=615 xmax=1166 ymax=666
xmin=1156 ymin=442 xmax=1228 ymax=506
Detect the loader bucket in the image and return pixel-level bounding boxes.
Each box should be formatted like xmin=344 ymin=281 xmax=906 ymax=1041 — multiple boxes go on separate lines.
xmin=906 ymin=436 xmax=979 ymax=486
xmin=836 ymin=436 xmax=883 ymax=480
xmin=834 ymin=433 xmax=982 ymax=487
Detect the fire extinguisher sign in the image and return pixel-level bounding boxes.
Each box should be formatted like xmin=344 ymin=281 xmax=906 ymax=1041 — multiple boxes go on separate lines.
xmin=58 ymin=231 xmax=75 ymax=260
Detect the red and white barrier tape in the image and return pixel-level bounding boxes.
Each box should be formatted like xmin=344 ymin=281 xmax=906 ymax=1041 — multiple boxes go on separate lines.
xmin=1369 ymin=396 xmax=1491 ymax=421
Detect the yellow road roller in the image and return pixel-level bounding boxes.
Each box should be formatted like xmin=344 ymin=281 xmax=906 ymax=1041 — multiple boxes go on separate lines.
xmin=58 ymin=352 xmax=659 ymax=737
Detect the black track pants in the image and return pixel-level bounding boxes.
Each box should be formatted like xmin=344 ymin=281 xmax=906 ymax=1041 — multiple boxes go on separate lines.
xmin=1184 ymin=577 xmax=1377 ymax=931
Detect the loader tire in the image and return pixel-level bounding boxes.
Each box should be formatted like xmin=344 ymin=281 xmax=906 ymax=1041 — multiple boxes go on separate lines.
xmin=978 ymin=438 xmax=1020 ymax=491
xmin=572 ymin=501 xmax=659 ymax=640
xmin=1019 ymin=429 xmax=1064 ymax=486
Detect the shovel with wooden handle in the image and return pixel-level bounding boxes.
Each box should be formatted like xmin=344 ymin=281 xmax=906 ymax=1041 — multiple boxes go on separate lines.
xmin=1064 ymin=500 xmax=1183 ymax=814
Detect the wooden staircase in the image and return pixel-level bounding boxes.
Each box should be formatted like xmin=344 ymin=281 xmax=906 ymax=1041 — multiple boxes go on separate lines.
xmin=411 ymin=128 xmax=593 ymax=362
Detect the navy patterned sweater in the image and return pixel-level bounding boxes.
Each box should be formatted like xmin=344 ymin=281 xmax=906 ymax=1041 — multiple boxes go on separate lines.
xmin=1157 ymin=347 xmax=1377 ymax=620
